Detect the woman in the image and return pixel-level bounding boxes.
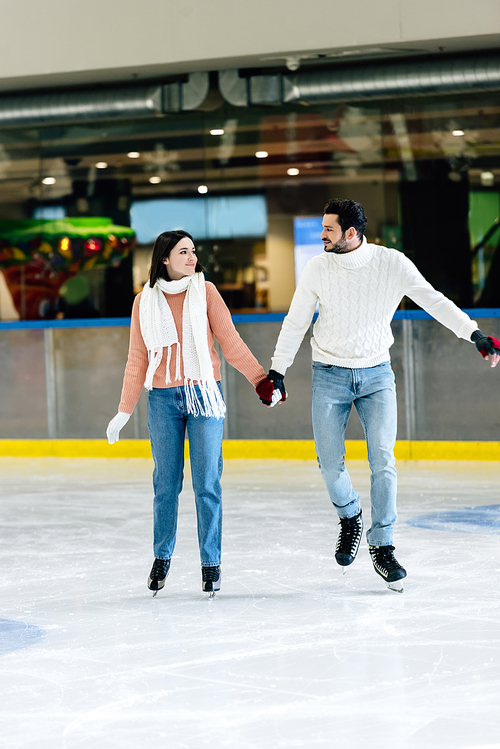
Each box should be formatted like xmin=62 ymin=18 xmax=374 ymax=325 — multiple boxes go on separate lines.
xmin=106 ymin=230 xmax=272 ymax=597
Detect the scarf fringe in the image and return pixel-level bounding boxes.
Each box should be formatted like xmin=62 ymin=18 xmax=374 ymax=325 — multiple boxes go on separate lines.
xmin=165 ymin=346 xmax=172 ymax=385
xmin=174 ymin=341 xmax=181 ymax=382
xmin=144 ymin=347 xmax=163 ymax=391
xmin=163 ymin=342 xmax=181 ymax=385
xmin=184 ymin=378 xmax=226 ymax=420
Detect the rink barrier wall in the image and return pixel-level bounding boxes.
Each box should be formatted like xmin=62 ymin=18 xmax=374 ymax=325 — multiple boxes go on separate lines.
xmin=2 ymin=310 xmax=500 ymax=443
xmin=1 ymin=439 xmax=500 ymax=460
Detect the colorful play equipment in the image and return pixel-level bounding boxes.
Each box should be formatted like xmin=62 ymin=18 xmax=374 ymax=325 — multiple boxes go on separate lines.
xmin=0 ymin=217 xmax=135 ymax=319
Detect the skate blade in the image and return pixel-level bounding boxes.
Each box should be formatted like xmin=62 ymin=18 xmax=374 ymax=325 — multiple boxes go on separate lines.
xmin=152 ymin=590 xmax=158 ymax=597
xmin=208 ymin=591 xmax=217 ymax=598
xmin=342 ymin=566 xmax=348 ymax=576
xmin=387 ymin=580 xmax=404 ymax=593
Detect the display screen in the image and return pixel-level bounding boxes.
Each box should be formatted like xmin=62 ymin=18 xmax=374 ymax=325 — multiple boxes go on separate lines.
xmin=293 ymin=217 xmax=323 ymax=286
xmin=130 ymin=195 xmax=267 ymax=244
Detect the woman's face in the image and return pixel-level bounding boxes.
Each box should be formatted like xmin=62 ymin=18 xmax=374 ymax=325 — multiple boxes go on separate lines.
xmin=163 ymin=237 xmax=197 ymax=280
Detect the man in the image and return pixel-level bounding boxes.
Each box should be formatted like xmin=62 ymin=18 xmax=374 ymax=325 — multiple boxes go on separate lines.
xmin=257 ymin=198 xmax=499 ymax=592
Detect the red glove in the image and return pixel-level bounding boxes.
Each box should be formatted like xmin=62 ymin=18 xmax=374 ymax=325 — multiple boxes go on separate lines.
xmin=471 ymin=330 xmax=500 ymax=363
xmin=255 ymin=378 xmax=274 ymax=405
xmin=256 ymin=370 xmax=287 ymax=406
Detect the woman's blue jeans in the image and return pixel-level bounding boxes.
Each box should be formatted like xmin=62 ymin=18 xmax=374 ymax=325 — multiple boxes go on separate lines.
xmin=147 ymin=385 xmax=224 ymax=566
xmin=312 ymin=361 xmax=398 ymax=547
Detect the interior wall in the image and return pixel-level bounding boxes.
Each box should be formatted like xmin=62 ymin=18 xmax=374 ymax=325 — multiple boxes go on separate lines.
xmin=132 ymin=248 xmax=153 ymax=294
xmin=0 ymin=272 xmax=19 ymax=321
xmin=1 ymin=1 xmax=499 ymax=91
xmin=266 ymin=214 xmax=295 ymax=312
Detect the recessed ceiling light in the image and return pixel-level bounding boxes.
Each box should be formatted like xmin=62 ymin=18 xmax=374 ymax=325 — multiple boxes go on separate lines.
xmin=96 ymin=161 xmax=108 ymax=169
xmin=481 ymin=171 xmax=495 ymax=186
xmin=149 ymin=176 xmax=162 ymax=184
xmin=210 ymin=129 xmax=224 ymax=136
xmin=287 ymin=167 xmax=300 ymax=176
xmin=255 ymin=151 xmax=269 ymax=159
xmin=198 ymin=185 xmax=209 ymax=194
xmin=42 ymin=177 xmax=56 ymax=185
xmin=452 ymin=130 xmax=465 ymax=137
xmin=127 ymin=151 xmax=140 ymax=158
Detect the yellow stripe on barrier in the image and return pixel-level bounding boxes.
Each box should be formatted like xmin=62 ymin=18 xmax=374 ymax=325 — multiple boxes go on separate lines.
xmin=0 ymin=439 xmax=152 ymax=459
xmin=404 ymin=440 xmax=500 ymax=461
xmin=222 ymin=440 xmax=318 ymax=460
xmin=0 ymin=439 xmax=500 ymax=460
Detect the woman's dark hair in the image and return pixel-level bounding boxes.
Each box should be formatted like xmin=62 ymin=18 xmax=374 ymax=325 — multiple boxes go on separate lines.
xmin=323 ymin=199 xmax=367 ymax=239
xmin=148 ymin=230 xmax=203 ymax=286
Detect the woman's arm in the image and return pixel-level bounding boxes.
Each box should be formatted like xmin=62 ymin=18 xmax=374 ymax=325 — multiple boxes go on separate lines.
xmin=118 ymin=293 xmax=149 ymax=414
xmin=206 ymin=283 xmax=266 ymax=386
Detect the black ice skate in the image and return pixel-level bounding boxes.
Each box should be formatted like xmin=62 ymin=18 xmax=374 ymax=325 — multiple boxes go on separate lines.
xmin=369 ymin=545 xmax=407 ymax=593
xmin=335 ymin=509 xmax=363 ymax=573
xmin=202 ymin=565 xmax=221 ymax=597
xmin=148 ymin=558 xmax=171 ymax=597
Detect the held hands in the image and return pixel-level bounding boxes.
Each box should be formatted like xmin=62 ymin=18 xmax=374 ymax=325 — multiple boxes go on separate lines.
xmin=471 ymin=330 xmax=500 ymax=368
xmin=255 ymin=370 xmax=287 ymax=407
xmin=106 ymin=412 xmax=131 ymax=444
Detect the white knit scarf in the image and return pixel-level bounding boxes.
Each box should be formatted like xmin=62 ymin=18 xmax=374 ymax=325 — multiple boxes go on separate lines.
xmin=139 ymin=272 xmax=226 ymax=419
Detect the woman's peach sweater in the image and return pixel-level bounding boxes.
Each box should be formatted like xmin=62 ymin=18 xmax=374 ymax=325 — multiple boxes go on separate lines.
xmin=118 ymin=281 xmax=266 ymax=414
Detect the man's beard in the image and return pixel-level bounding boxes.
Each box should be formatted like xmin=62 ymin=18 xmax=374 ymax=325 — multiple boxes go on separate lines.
xmin=325 ymin=232 xmax=349 ymax=253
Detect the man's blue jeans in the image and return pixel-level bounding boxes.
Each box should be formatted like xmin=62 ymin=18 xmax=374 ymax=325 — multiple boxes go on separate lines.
xmin=312 ymin=361 xmax=397 ymax=546
xmin=147 ymin=385 xmax=224 ymax=566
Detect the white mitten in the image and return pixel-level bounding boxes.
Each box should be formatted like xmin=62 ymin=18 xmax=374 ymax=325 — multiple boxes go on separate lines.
xmin=269 ymin=387 xmax=288 ymax=407
xmin=106 ymin=412 xmax=131 ymax=444
xmin=269 ymin=388 xmax=282 ymax=407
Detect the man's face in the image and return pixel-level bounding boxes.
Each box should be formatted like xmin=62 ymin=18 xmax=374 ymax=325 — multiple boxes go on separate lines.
xmin=320 ymin=214 xmax=349 ymax=254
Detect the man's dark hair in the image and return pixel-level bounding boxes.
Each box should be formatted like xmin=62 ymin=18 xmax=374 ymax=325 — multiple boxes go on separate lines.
xmin=323 ymin=199 xmax=367 ymax=239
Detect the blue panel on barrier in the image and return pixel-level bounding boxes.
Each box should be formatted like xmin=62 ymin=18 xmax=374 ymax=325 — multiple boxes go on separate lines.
xmin=0 ymin=619 xmax=45 ymax=655
xmin=231 ymin=313 xmax=289 ymax=324
xmin=407 ymin=504 xmax=500 ymax=534
xmin=2 ymin=309 xmax=500 ymax=330
xmin=0 ymin=318 xmax=132 ymax=330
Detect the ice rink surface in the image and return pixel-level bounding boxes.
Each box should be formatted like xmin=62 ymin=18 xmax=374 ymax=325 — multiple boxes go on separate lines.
xmin=1 ymin=457 xmax=500 ymax=749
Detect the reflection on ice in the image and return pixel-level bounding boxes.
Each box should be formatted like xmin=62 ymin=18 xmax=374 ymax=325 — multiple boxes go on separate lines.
xmin=408 ymin=504 xmax=500 ymax=533
xmin=1 ymin=458 xmax=500 ymax=748
xmin=0 ymin=618 xmax=45 ymax=654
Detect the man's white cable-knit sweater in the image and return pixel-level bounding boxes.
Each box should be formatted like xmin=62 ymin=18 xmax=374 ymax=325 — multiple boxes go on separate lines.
xmin=271 ymin=237 xmax=477 ymax=374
